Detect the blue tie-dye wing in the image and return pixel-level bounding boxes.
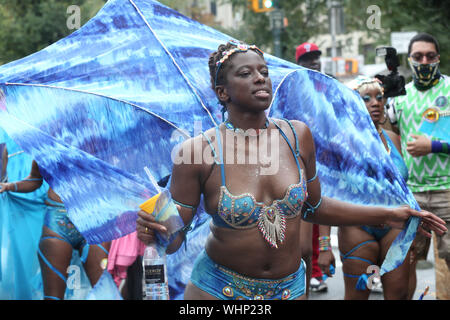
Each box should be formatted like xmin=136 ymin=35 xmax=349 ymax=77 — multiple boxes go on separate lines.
xmin=0 ymin=0 xmax=295 ymax=244
xmin=0 ymin=0 xmax=418 ymax=297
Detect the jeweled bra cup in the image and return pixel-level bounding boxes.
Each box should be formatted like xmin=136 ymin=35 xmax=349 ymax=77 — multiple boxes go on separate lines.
xmin=212 ymin=119 xmax=308 ymax=248
xmin=217 ymin=171 xmax=307 ymax=229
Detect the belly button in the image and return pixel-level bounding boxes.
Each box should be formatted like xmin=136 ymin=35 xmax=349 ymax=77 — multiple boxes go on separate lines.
xmin=263 ymin=264 xmax=271 ymax=271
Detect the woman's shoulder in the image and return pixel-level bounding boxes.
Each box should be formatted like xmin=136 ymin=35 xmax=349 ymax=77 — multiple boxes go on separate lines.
xmin=271 ymin=118 xmax=311 ymax=137
xmin=271 ymin=117 xmax=306 ymax=127
xmin=383 ymin=128 xmax=399 ymax=139
xmin=383 ymin=129 xmax=401 ymax=145
xmin=177 ymin=126 xmax=217 ymax=147
xmin=383 ymin=128 xmax=402 ymax=153
xmin=172 ymin=126 xmax=219 ymax=168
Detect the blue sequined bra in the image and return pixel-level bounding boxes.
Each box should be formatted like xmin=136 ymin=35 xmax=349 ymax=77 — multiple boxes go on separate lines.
xmin=203 ymin=119 xmax=308 ymax=248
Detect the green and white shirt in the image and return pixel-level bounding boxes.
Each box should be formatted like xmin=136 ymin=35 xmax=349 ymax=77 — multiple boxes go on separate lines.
xmin=391 ymin=75 xmax=450 ymax=193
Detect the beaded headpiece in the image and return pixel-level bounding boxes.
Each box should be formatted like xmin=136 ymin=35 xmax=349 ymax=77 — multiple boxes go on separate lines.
xmin=214 ymin=40 xmax=264 ymax=88
xmin=346 ymin=75 xmax=384 ymax=94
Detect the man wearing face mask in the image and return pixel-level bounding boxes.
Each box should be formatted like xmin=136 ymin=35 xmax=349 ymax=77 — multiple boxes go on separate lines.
xmin=389 ymin=33 xmax=450 ymax=300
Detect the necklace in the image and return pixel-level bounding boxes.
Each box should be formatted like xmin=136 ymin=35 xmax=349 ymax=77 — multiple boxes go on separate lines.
xmin=377 ymin=127 xmax=391 ymax=155
xmin=224 ymin=118 xmax=270 ymax=136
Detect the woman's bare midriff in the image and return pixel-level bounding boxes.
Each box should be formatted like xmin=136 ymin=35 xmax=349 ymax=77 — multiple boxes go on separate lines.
xmin=44 ymin=188 xmax=63 ymax=206
xmin=205 ymin=215 xmax=303 ymax=279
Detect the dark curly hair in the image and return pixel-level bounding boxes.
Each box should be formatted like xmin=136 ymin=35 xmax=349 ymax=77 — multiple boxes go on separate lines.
xmin=208 ymin=40 xmax=264 ymax=117
xmin=208 ymin=40 xmax=264 ymax=90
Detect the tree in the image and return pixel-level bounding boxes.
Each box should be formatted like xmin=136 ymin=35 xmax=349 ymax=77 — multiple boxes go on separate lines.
xmin=0 ymin=0 xmax=106 ymax=65
xmin=219 ymin=0 xmax=448 ymax=73
xmin=344 ymin=0 xmax=449 ymax=74
xmin=220 ymin=0 xmax=329 ymax=61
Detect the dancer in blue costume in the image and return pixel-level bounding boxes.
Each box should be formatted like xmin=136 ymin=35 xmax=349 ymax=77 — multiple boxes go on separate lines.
xmin=135 ymin=41 xmax=446 ymax=300
xmin=0 ymin=160 xmax=110 ymax=300
xmin=338 ymin=77 xmax=411 ymax=299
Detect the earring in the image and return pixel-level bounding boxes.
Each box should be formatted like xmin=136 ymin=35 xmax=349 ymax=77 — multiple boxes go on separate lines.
xmin=221 ymin=105 xmax=227 ymax=122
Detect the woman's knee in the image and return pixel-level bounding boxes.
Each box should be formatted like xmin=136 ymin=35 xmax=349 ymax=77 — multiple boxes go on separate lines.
xmin=382 ymin=266 xmax=410 ymax=300
xmin=383 ymin=281 xmax=409 ymax=300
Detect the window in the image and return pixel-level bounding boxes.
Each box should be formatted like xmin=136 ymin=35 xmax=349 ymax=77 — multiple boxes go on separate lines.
xmin=210 ymin=1 xmax=216 ymax=16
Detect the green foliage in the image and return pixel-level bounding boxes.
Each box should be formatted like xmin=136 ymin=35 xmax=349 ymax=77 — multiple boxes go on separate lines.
xmin=222 ymin=0 xmax=329 ymax=61
xmin=1 ymin=0 xmax=446 ymax=75
xmin=221 ymin=0 xmax=448 ymax=72
xmin=344 ymin=0 xmax=449 ymax=74
xmin=0 ymin=0 xmax=105 ymax=65
xmin=159 ymin=0 xmax=189 ymax=14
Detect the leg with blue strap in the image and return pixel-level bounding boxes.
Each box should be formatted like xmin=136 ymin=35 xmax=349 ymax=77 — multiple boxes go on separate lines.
xmin=80 ymin=242 xmax=111 ymax=287
xmin=38 ymin=235 xmax=73 ymax=300
xmin=340 ymin=240 xmax=377 ymax=291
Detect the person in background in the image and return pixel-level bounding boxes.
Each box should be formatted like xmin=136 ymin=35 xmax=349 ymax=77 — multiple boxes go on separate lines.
xmin=0 ymin=160 xmax=110 ymax=300
xmin=296 ymin=42 xmax=322 ymax=72
xmin=340 ymin=76 xmax=410 ymax=299
xmin=296 ymin=42 xmax=335 ymax=293
xmin=388 ymin=32 xmax=450 ymax=300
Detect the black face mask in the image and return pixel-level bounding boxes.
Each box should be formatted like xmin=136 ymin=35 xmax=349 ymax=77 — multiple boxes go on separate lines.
xmin=408 ymin=58 xmax=441 ymax=91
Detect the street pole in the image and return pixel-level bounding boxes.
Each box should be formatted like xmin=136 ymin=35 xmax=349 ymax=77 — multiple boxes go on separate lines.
xmin=328 ymin=0 xmax=341 ymax=77
xmin=270 ymin=8 xmax=284 ymax=58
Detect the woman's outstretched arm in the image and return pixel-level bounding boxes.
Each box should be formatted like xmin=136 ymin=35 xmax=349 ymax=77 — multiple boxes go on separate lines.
xmin=292 ymin=120 xmax=447 ymax=237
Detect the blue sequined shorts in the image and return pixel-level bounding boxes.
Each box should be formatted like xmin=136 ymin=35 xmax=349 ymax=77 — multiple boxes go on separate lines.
xmin=190 ymin=250 xmax=306 ymax=300
xmin=44 ymin=201 xmax=86 ymax=250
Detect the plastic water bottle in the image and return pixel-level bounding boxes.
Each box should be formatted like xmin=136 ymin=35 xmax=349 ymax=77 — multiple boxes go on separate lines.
xmin=142 ymin=243 xmax=169 ymax=300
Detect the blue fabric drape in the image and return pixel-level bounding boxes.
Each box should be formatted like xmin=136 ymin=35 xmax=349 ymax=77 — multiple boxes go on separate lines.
xmin=0 ymin=128 xmax=48 ymax=299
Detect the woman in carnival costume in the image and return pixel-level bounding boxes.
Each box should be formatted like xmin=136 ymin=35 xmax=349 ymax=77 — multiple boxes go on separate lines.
xmin=0 ymin=160 xmax=110 ymax=300
xmin=136 ymin=40 xmax=446 ymax=300
xmin=337 ymin=76 xmax=411 ymax=299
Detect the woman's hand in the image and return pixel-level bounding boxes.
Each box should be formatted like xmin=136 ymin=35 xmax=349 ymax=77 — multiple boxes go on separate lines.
xmin=318 ymin=251 xmax=336 ymax=277
xmin=136 ymin=210 xmax=168 ymax=245
xmin=0 ymin=183 xmax=12 ymax=193
xmin=385 ymin=205 xmax=447 ymax=237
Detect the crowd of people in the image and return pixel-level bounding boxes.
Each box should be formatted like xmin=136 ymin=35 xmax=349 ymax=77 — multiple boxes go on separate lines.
xmin=0 ymin=31 xmax=448 ymax=300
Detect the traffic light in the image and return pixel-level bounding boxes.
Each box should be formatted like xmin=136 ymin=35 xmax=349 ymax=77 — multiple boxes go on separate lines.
xmin=249 ymin=0 xmax=274 ymax=13
xmin=344 ymin=58 xmax=358 ymax=74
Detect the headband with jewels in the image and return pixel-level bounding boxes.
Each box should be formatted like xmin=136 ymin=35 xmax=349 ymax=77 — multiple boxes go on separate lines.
xmin=214 ymin=40 xmax=264 ymax=87
xmin=346 ymin=75 xmax=384 ymax=94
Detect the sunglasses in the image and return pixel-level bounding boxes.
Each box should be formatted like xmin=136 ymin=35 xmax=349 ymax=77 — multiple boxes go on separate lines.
xmin=362 ymin=94 xmax=383 ymax=103
xmin=410 ymin=52 xmax=439 ymax=62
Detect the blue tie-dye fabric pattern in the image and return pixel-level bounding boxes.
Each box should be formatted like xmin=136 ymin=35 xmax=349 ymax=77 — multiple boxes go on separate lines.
xmin=0 ymin=0 xmax=418 ymax=299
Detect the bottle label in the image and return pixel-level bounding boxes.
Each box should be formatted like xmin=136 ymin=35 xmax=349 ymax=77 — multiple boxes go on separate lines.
xmin=144 ymin=264 xmax=165 ymax=284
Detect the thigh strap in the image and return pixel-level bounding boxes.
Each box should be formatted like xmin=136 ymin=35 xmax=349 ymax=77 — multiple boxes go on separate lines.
xmin=340 ymin=240 xmax=377 ymax=291
xmin=38 ymin=236 xmax=70 ymax=283
xmin=80 ymin=243 xmax=109 ymax=263
xmin=340 ymin=240 xmax=376 ymax=265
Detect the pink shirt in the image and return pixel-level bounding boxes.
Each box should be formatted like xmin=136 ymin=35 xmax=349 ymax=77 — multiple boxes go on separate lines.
xmin=107 ymin=231 xmax=146 ymax=286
